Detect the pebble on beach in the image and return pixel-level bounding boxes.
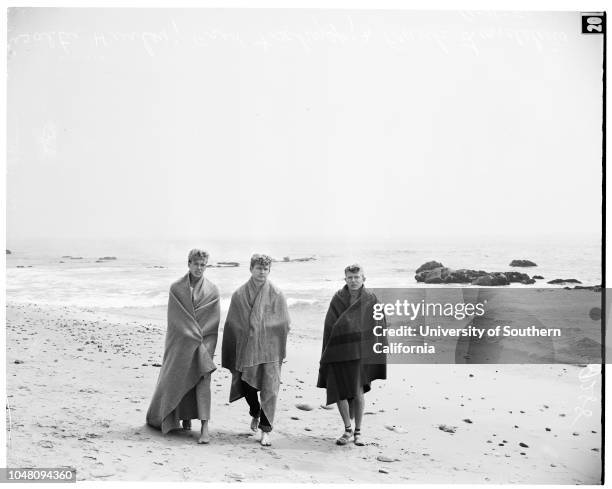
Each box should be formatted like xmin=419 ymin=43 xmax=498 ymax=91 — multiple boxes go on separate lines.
xmin=296 ymin=403 xmax=315 ymax=411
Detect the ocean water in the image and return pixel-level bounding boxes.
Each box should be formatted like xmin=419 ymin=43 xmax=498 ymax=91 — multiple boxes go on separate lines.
xmin=6 ymin=236 xmax=601 ymax=314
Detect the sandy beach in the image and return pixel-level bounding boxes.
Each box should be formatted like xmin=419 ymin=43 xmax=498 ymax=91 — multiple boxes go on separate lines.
xmin=5 ymin=301 xmax=602 ymax=483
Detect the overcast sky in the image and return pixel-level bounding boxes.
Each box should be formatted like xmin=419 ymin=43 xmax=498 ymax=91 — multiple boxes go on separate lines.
xmin=6 ymin=9 xmax=604 ymax=242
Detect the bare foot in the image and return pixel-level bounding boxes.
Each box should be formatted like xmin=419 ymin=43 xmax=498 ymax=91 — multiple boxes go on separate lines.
xmin=260 ymin=431 xmax=271 ymax=446
xmin=182 ymin=419 xmax=192 ymax=430
xmin=250 ymin=416 xmax=259 ymax=432
xmin=198 ymin=420 xmax=210 ymax=444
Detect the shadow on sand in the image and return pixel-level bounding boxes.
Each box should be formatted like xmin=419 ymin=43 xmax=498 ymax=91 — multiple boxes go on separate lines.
xmin=110 ymin=423 xmax=339 ymax=453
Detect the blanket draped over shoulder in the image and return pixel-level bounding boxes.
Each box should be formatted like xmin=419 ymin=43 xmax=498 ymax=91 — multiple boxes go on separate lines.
xmin=146 ymin=274 xmax=220 ymax=434
xmin=317 ymin=285 xmax=386 ymax=403
xmin=221 ymin=278 xmax=290 ymax=372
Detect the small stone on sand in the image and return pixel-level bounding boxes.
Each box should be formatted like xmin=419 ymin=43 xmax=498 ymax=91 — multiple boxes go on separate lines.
xmin=296 ymin=403 xmax=315 ymax=411
xmin=438 ymin=424 xmax=456 ymax=434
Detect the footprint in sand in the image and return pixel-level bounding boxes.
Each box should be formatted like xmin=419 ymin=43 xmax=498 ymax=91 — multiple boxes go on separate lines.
xmin=226 ymin=472 xmax=245 ymax=481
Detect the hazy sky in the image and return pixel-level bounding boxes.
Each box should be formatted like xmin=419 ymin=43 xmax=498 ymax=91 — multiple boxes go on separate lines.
xmin=6 ymin=9 xmax=604 ymax=242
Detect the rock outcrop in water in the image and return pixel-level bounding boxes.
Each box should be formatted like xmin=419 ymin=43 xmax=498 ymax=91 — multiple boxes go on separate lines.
xmin=471 ymin=273 xmax=509 ymax=286
xmin=415 ymin=261 xmax=443 ymax=273
xmin=548 ymin=278 xmax=582 ymax=285
xmin=273 ymin=256 xmax=316 ymax=263
xmin=504 ymin=271 xmax=532 ymax=283
xmin=414 ymin=262 xmax=542 ymax=286
xmin=573 ymin=285 xmax=601 ymax=292
xmin=415 ymin=266 xmax=486 ymax=284
xmin=509 ymin=260 xmax=537 ymax=267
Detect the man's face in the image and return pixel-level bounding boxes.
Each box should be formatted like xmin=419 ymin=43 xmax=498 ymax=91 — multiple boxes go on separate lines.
xmin=188 ymin=258 xmax=207 ymax=278
xmin=345 ymin=271 xmax=364 ymax=290
xmin=251 ymin=263 xmax=270 ymax=283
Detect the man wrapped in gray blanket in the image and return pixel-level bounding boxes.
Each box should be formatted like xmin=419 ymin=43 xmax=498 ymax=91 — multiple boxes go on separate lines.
xmin=146 ymin=249 xmax=220 ymax=444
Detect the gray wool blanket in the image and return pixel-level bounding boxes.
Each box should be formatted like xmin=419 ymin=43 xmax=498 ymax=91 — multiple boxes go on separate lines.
xmin=146 ymin=274 xmax=220 ymax=433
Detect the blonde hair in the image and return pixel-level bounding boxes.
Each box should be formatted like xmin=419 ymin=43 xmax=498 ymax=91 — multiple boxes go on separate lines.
xmin=188 ymin=249 xmax=209 ymax=264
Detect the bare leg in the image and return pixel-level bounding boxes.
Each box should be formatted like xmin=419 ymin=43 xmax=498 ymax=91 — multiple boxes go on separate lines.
xmin=353 ymin=388 xmax=364 ymax=431
xmin=335 ymin=400 xmax=353 ymax=445
xmin=353 ymin=387 xmax=365 ymax=446
xmin=198 ymin=420 xmax=210 ymax=444
xmin=337 ymin=400 xmax=351 ymax=427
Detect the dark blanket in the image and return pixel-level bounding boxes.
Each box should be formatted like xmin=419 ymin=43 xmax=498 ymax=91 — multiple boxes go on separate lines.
xmin=317 ymin=285 xmax=386 ymax=403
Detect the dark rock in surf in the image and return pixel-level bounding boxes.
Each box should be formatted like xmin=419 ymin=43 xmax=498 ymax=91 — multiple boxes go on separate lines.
xmin=509 ymin=260 xmax=537 ymax=267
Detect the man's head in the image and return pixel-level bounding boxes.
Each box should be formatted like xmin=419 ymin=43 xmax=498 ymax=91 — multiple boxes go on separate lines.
xmin=344 ymin=263 xmax=365 ymax=291
xmin=250 ymin=254 xmax=272 ymax=284
xmin=188 ymin=249 xmax=209 ymax=278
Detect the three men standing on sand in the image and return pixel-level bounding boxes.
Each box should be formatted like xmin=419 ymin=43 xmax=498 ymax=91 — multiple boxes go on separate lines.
xmin=146 ymin=252 xmax=385 ymax=447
